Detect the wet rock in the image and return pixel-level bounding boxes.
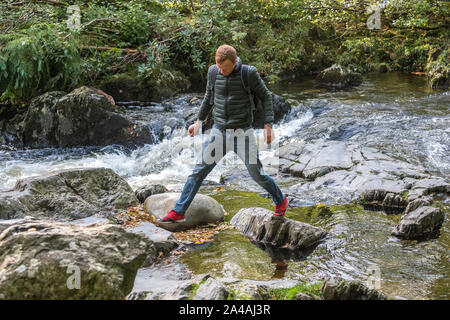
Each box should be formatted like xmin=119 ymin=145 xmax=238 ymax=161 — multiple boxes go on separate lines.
xmin=135 ymin=184 xmax=168 ymax=203
xmin=315 ymin=64 xmax=362 ymax=89
xmin=193 ymin=277 xmax=230 ymax=300
xmin=230 ymin=207 xmax=327 ymax=250
xmin=359 ymin=189 xmax=408 ymax=214
xmin=144 ymin=192 xmax=225 ymax=231
xmin=55 ymin=86 xmax=153 ymax=147
xmin=221 ymin=278 xmax=305 ymax=300
xmin=0 ymin=102 xmax=26 ymax=147
xmin=0 ymin=167 xmax=138 ymax=221
xmin=296 ymin=293 xmax=313 ymax=300
xmin=277 ymin=139 xmax=448 ymax=212
xmin=22 ymin=86 xmax=154 ymax=148
xmin=406 ymin=177 xmax=450 ymax=202
xmin=127 ymin=258 xmax=209 ymax=300
xmin=128 ymin=221 xmax=179 ymax=255
xmin=280 ymin=140 xmax=354 ymax=180
xmin=0 ymin=216 xmax=156 ymax=299
xmin=321 ymin=277 xmax=387 ymax=300
xmin=71 ymin=215 xmax=179 ymax=256
xmin=392 ymin=206 xmax=445 ymax=240
xmin=21 ymin=91 xmax=67 ymax=147
xmin=404 ymin=197 xmax=433 ymax=214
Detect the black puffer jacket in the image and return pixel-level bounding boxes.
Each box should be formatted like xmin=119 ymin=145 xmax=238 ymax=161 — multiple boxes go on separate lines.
xmin=197 ymin=56 xmax=274 ymax=129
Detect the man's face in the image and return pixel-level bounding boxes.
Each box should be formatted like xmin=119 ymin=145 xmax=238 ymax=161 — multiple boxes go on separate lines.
xmin=216 ymin=58 xmax=237 ymax=76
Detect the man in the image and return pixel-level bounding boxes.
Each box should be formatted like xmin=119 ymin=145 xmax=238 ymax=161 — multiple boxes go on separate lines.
xmin=158 ymin=44 xmax=287 ymax=223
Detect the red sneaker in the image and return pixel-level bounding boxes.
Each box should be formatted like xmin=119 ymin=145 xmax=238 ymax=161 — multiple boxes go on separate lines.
xmin=274 ymin=196 xmax=288 ymax=217
xmin=158 ymin=209 xmax=186 ymax=223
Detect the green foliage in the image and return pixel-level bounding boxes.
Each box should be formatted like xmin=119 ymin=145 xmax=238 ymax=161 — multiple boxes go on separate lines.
xmin=115 ymin=0 xmax=154 ymax=47
xmin=268 ymin=282 xmax=323 ymax=300
xmin=0 ymin=23 xmax=81 ymax=103
xmin=0 ymin=0 xmax=448 ymax=102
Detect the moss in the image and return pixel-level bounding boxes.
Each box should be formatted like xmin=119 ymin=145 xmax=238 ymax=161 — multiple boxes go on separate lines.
xmin=188 ymin=277 xmax=209 ymax=300
xmin=208 ymin=189 xmax=273 ymax=222
xmin=227 ymin=289 xmax=253 ymax=300
xmin=188 ymin=283 xmax=200 ymax=300
xmin=402 ymin=191 xmax=409 ymax=201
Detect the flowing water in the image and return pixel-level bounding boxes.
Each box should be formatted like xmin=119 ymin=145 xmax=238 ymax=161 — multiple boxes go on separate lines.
xmin=0 ymin=73 xmax=448 ymax=299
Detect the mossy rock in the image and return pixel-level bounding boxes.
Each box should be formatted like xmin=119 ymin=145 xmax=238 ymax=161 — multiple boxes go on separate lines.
xmin=98 ymin=68 xmax=190 ymax=102
xmin=315 ymin=64 xmax=363 ymax=89
xmin=425 ymin=47 xmax=448 ymax=90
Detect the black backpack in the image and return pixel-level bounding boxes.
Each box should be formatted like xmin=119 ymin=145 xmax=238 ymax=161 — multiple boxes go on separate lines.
xmin=207 ymin=64 xmax=268 ymax=129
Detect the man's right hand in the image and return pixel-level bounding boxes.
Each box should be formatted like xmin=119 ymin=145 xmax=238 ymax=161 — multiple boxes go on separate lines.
xmin=188 ymin=120 xmax=202 ymax=137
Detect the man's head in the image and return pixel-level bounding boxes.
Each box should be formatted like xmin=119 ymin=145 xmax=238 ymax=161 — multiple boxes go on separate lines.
xmin=215 ymin=44 xmax=237 ymax=76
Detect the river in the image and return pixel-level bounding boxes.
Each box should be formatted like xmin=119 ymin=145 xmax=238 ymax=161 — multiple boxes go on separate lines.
xmin=0 ymin=72 xmax=448 ymax=299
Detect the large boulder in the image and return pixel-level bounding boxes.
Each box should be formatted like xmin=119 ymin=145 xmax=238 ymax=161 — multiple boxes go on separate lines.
xmin=20 ymin=91 xmax=68 ymax=147
xmin=392 ymin=206 xmax=445 ymax=240
xmin=0 ymin=167 xmax=138 ymax=221
xmin=315 ymin=64 xmax=362 ymax=89
xmin=321 ymin=277 xmax=387 ymax=300
xmin=22 ymin=86 xmax=154 ymax=148
xmin=0 ymin=102 xmax=27 ymax=148
xmin=143 ymin=192 xmax=225 ymax=231
xmin=0 ymin=216 xmax=156 ymax=299
xmin=230 ymin=207 xmax=327 ymax=250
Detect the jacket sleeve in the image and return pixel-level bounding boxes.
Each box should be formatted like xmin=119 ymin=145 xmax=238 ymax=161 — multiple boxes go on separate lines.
xmin=197 ymin=65 xmax=214 ymax=122
xmin=248 ymin=66 xmax=274 ymax=126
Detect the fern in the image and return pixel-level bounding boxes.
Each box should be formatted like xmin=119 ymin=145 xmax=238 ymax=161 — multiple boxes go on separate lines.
xmin=0 ymin=24 xmax=82 ymax=103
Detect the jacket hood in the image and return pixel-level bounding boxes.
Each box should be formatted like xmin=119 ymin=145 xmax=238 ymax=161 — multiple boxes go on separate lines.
xmin=232 ymin=56 xmax=242 ymax=74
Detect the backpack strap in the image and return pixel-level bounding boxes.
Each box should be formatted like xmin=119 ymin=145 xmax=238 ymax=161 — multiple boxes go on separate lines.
xmin=240 ymin=64 xmax=256 ymax=112
xmin=208 ymin=64 xmax=218 ymax=105
xmin=240 ymin=64 xmax=250 ymax=93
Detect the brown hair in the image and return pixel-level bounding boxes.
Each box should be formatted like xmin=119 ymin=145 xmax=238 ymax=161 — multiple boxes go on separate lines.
xmin=215 ymin=44 xmax=237 ymax=64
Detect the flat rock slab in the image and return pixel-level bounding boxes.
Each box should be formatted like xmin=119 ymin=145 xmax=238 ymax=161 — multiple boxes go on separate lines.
xmin=0 ymin=216 xmax=155 ymax=299
xmin=71 ymin=217 xmax=179 ymax=255
xmin=144 ymin=192 xmax=225 ymax=232
xmin=129 ymin=221 xmax=179 ymax=254
xmin=128 ymin=257 xmax=208 ymax=300
xmin=230 ymin=207 xmax=327 ymax=250
xmin=0 ymin=167 xmax=138 ymax=221
xmin=275 ymin=139 xmax=449 ymax=209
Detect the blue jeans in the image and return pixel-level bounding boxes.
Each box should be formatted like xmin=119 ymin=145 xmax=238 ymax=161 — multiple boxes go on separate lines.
xmin=173 ymin=123 xmax=285 ymax=214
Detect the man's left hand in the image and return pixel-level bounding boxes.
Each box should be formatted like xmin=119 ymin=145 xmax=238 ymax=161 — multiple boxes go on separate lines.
xmin=264 ymin=123 xmax=274 ymax=144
